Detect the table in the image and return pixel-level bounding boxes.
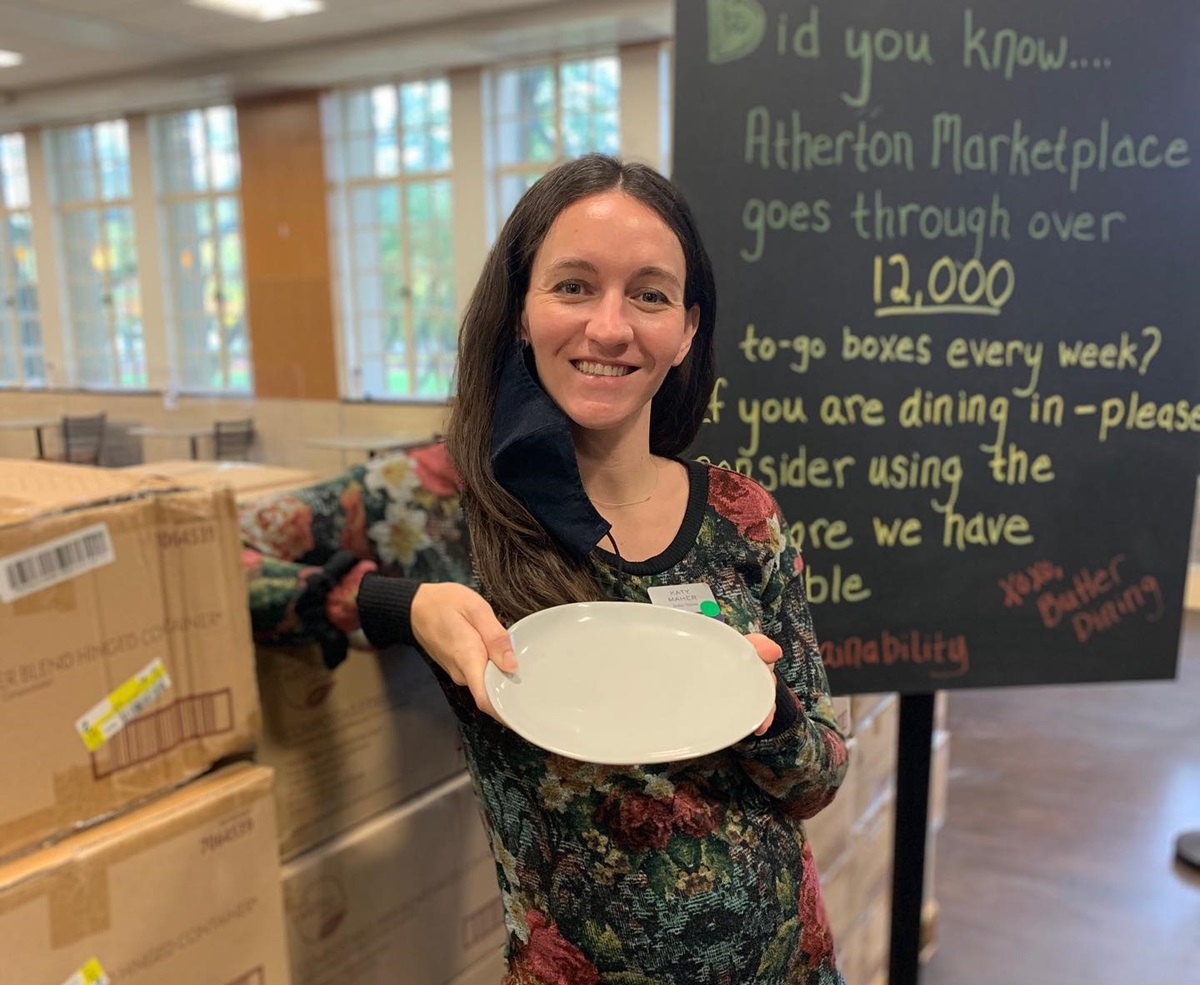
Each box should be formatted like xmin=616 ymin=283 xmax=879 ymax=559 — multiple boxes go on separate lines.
xmin=0 ymin=417 xmax=59 ymax=458
xmin=302 ymin=434 xmax=426 ymax=458
xmin=129 ymin=425 xmax=213 ymax=460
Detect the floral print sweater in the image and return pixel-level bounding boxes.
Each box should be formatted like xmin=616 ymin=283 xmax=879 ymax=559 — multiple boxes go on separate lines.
xmin=239 ymin=443 xmax=849 ymax=985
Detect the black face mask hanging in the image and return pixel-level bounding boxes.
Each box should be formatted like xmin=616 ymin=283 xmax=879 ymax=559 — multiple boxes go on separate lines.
xmin=489 ymin=343 xmax=611 ymax=559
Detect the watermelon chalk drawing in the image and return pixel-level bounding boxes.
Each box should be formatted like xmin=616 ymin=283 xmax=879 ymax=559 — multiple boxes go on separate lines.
xmin=707 ymin=0 xmax=766 ymax=64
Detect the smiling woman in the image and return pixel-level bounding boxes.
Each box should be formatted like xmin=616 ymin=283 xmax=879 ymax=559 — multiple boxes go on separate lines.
xmin=237 ymin=155 xmax=848 ymax=983
xmin=339 ymin=155 xmax=850 ymax=983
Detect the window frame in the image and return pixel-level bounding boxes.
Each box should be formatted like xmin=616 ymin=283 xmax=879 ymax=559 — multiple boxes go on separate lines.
xmin=47 ymin=119 xmax=146 ymax=391
xmin=323 ymin=76 xmax=457 ymax=403
xmin=0 ymin=132 xmax=42 ymax=388
xmin=150 ymin=104 xmax=252 ymax=396
xmin=484 ymin=50 xmax=621 ymax=237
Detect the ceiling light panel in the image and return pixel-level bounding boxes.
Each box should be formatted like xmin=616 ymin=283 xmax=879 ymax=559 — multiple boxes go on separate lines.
xmin=187 ymin=0 xmax=325 ymax=22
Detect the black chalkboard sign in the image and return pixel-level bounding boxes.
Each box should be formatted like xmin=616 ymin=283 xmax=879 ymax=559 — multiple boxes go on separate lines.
xmin=673 ymin=0 xmax=1200 ymax=694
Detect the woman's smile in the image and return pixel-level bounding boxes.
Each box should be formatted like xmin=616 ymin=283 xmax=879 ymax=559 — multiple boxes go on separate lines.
xmin=572 ymin=360 xmax=635 ymax=378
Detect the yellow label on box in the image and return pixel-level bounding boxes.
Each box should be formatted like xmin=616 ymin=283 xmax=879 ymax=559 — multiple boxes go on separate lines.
xmin=62 ymin=958 xmax=109 ymax=985
xmin=75 ymin=658 xmax=172 ymax=752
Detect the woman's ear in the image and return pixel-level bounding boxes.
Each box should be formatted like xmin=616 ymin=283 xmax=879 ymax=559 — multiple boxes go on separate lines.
xmin=672 ymin=304 xmax=701 ymax=366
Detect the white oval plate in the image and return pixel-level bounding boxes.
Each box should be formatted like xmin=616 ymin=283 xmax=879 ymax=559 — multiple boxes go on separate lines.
xmin=484 ymin=601 xmax=775 ymax=764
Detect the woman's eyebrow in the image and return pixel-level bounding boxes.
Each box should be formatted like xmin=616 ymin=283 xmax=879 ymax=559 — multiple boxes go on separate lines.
xmin=542 ymin=258 xmax=682 ymax=291
xmin=544 ymin=257 xmax=598 ymax=276
xmin=632 ymin=266 xmax=682 ymax=291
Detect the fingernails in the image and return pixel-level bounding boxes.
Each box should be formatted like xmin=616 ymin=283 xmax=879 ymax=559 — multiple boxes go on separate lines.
xmin=502 ymin=649 xmax=517 ymax=673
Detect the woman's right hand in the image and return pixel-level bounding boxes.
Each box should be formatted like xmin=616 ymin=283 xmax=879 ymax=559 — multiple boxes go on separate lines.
xmin=410 ymin=582 xmax=517 ymax=721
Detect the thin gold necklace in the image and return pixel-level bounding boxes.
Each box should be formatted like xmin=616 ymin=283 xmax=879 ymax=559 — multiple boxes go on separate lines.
xmin=588 ymin=460 xmax=661 ymax=508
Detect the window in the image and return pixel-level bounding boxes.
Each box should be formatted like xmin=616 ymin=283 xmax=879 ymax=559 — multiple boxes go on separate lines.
xmin=152 ymin=106 xmax=251 ymax=393
xmin=324 ymin=79 xmax=455 ymax=400
xmin=0 ymin=133 xmax=42 ymax=386
xmin=487 ymin=53 xmax=620 ymax=230
xmin=47 ymin=120 xmax=145 ymax=389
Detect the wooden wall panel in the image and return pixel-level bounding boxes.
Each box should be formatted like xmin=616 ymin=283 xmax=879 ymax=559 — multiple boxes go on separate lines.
xmin=237 ymin=92 xmax=339 ymax=401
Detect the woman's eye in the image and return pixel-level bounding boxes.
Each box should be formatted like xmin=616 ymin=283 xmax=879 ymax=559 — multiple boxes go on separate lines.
xmin=637 ymin=289 xmax=669 ymax=305
xmin=555 ymin=280 xmax=586 ymax=296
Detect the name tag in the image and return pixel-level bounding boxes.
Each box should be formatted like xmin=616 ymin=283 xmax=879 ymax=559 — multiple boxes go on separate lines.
xmin=647 ymin=583 xmax=723 ymax=619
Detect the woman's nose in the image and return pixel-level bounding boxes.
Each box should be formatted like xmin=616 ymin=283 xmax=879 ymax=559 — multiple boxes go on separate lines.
xmin=584 ymin=292 xmax=634 ymax=346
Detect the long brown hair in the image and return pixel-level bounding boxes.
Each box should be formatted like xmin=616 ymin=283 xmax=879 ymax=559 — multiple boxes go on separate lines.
xmin=445 ymin=154 xmax=717 ymax=622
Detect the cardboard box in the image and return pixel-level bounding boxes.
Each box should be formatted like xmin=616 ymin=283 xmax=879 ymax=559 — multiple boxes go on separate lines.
xmin=924 ymin=824 xmax=939 ymax=910
xmin=122 ymin=460 xmax=317 ymax=502
xmin=930 ymin=728 xmax=951 ymax=830
xmin=281 ymin=771 xmax=506 ymax=985
xmin=451 ymin=947 xmax=506 ymax=985
xmin=255 ymin=642 xmax=465 ymax=859
xmin=805 ymin=768 xmax=856 ymax=872
xmin=829 ymin=695 xmax=853 ymax=737
xmin=0 ymin=763 xmax=291 ymax=985
xmin=849 ymin=692 xmax=892 ymax=727
xmin=849 ymin=793 xmax=895 ymax=908
xmin=818 ymin=849 xmax=855 ymax=943
xmin=848 ymin=696 xmax=898 ymax=820
xmin=934 ymin=690 xmax=949 ymax=733
xmin=836 ymin=891 xmax=890 ymax=985
xmin=920 ymin=898 xmax=939 ymax=964
xmin=0 ymin=460 xmax=260 ymax=860
xmin=819 ymin=790 xmax=895 ymax=942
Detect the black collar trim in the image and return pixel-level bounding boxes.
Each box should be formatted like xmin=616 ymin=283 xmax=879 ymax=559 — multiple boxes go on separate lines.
xmin=591 ymin=459 xmax=710 ymax=576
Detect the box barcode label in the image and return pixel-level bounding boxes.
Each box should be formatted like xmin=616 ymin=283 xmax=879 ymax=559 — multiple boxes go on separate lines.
xmin=62 ymin=958 xmax=109 ymax=985
xmin=0 ymin=523 xmax=114 ymax=603
xmin=76 ymin=658 xmax=172 ymax=753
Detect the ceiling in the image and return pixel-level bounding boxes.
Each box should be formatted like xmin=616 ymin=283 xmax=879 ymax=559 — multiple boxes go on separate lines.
xmin=0 ymin=0 xmax=671 ymax=126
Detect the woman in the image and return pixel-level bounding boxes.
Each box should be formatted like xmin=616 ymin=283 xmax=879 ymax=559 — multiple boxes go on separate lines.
xmin=243 ymin=154 xmax=848 ymax=983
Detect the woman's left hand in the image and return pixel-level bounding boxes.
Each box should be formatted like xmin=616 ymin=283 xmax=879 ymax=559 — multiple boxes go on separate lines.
xmin=745 ymin=633 xmax=783 ymax=735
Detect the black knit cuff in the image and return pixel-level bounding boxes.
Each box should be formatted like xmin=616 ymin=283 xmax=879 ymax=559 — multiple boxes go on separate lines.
xmin=295 ymin=550 xmax=361 ymax=671
xmin=357 ymin=572 xmax=422 ymax=649
xmin=755 ymin=678 xmax=801 ymax=741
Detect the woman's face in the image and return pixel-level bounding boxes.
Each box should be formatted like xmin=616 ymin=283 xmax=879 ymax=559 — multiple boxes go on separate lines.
xmin=521 ymin=190 xmax=699 ymax=438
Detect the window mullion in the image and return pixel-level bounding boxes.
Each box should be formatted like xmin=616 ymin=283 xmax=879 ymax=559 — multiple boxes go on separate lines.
xmin=89 ymin=133 xmax=114 ymax=387
xmin=555 ymin=55 xmax=564 ymax=162
xmin=0 ymin=214 xmax=14 ymax=384
xmin=343 ymin=180 xmax=362 ymax=392
xmin=211 ymin=194 xmax=230 ymax=391
xmin=96 ymin=213 xmax=115 ymax=387
xmin=399 ymin=180 xmax=417 ymax=395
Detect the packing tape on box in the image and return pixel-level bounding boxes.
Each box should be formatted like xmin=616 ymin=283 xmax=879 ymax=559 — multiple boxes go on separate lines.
xmin=0 ymin=766 xmax=275 ymax=951
xmin=61 ymin=958 xmax=110 ymax=985
xmin=75 ymin=658 xmax=173 ymax=753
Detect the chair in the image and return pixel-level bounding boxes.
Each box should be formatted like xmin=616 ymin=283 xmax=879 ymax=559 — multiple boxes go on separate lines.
xmin=213 ymin=418 xmax=256 ymax=461
xmin=57 ymin=413 xmax=107 ymax=466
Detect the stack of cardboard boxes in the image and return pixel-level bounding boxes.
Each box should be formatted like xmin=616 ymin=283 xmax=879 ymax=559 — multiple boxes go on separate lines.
xmin=128 ymin=458 xmax=511 ymax=985
xmin=257 ymin=640 xmax=507 ymax=985
xmin=809 ymin=693 xmax=952 ymax=985
xmin=4 ymin=454 xmax=951 ymax=985
xmin=0 ymin=460 xmax=292 ymax=984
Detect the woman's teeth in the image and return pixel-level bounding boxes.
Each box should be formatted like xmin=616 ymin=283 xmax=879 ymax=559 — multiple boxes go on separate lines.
xmin=574 ymin=361 xmax=632 ymax=377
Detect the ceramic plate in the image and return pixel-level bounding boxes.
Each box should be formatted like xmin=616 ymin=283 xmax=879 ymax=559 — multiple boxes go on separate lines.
xmin=484 ymin=601 xmax=775 ymax=764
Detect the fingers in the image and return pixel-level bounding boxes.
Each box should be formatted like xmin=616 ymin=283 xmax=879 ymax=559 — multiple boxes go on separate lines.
xmin=437 ymin=631 xmax=502 ymax=720
xmin=744 ymin=634 xmax=781 ymax=736
xmin=465 ymin=664 xmax=502 ymax=722
xmin=745 ymin=632 xmax=783 ymax=665
xmin=479 ymin=624 xmax=518 ymax=674
xmin=461 ymin=592 xmax=517 ymax=673
xmin=754 ymin=705 xmax=776 ymax=737
xmin=409 ymin=582 xmax=513 ymax=722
